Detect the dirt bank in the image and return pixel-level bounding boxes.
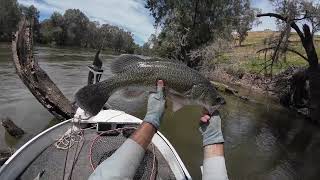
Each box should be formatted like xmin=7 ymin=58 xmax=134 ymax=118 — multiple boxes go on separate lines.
xmin=205 ymin=66 xmax=310 ymax=118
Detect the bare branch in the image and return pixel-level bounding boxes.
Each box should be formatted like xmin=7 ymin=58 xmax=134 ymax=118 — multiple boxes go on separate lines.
xmin=257 ymin=47 xmax=308 ymax=61
xmin=257 ymin=13 xmax=305 ymax=40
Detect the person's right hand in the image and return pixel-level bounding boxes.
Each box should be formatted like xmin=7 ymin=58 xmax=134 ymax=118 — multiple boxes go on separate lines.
xmin=199 ymin=110 xmax=225 ymax=147
xmin=143 ymin=80 xmax=166 ymax=130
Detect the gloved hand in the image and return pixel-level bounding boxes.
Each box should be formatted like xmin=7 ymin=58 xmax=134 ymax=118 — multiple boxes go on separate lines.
xmin=199 ymin=111 xmax=224 ymax=147
xmin=143 ymin=80 xmax=166 ymax=129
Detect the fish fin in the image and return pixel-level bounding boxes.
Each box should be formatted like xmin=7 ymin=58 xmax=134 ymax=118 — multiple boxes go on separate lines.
xmin=111 ymin=54 xmax=185 ymax=74
xmin=168 ymin=89 xmax=188 ymax=112
xmin=107 ymin=88 xmax=148 ymax=113
xmin=115 ymin=87 xmax=146 ymax=99
xmin=111 ymin=54 xmax=145 ymax=74
xmin=172 ymin=101 xmax=184 ymax=112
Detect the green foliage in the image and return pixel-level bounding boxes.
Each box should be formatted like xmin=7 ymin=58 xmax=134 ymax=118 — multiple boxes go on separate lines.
xmin=0 ymin=0 xmax=21 ymax=41
xmin=38 ymin=9 xmax=137 ymax=53
xmin=233 ymin=1 xmax=261 ymax=46
xmin=0 ymin=1 xmax=138 ymax=53
xmin=145 ymin=0 xmax=258 ymax=67
xmin=62 ymin=9 xmax=90 ymax=46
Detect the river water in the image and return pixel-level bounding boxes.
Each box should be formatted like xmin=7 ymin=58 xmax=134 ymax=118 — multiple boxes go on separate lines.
xmin=1 ymin=43 xmax=320 ymax=179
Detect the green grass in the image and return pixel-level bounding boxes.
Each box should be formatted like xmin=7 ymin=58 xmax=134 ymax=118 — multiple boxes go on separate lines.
xmin=219 ymin=31 xmax=319 ymax=76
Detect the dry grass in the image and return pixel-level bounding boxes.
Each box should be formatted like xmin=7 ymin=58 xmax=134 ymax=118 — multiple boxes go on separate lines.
xmin=218 ymin=31 xmax=320 ymax=75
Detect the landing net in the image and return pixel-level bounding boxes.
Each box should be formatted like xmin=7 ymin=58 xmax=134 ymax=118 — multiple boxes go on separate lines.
xmin=89 ymin=127 xmax=158 ymax=180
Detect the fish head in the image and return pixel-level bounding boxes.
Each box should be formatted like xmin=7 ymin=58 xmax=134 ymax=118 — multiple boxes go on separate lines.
xmin=194 ymin=84 xmax=225 ymax=114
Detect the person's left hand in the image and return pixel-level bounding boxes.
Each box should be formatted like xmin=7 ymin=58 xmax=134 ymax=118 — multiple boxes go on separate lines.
xmin=199 ymin=110 xmax=224 ymax=147
xmin=143 ymin=80 xmax=166 ymax=129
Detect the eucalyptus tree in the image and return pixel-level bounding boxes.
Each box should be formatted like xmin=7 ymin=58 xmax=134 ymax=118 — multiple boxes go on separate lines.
xmin=62 ymin=9 xmax=90 ymax=46
xmin=0 ymin=0 xmax=21 ymax=41
xmin=233 ymin=0 xmax=261 ymax=46
xmin=145 ymin=0 xmax=257 ymax=67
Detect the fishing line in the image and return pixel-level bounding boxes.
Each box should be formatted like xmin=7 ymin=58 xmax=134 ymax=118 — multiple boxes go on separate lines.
xmin=149 ymin=143 xmax=157 ymax=180
xmin=67 ymin=121 xmax=86 ymax=180
xmin=62 ymin=122 xmax=74 ymax=180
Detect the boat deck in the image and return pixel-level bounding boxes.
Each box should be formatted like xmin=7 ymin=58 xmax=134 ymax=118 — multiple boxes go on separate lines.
xmin=19 ymin=126 xmax=176 ymax=180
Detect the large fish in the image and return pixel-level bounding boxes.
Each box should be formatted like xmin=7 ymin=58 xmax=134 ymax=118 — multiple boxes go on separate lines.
xmin=75 ymin=55 xmax=225 ymax=116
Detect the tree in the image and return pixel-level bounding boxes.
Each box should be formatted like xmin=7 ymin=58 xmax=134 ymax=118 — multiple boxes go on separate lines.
xmin=257 ymin=0 xmax=320 ymax=123
xmin=85 ymin=21 xmax=100 ymax=48
xmin=0 ymin=0 xmax=21 ymax=41
xmin=36 ymin=8 xmax=138 ymax=51
xmin=233 ymin=0 xmax=260 ymax=46
xmin=146 ymin=0 xmax=257 ymax=67
xmin=50 ymin=12 xmax=64 ymax=45
xmin=301 ymin=1 xmax=320 ymax=36
xmin=121 ymin=31 xmax=135 ymax=53
xmin=63 ymin=9 xmax=90 ymax=46
xmin=39 ymin=12 xmax=64 ymax=45
xmin=113 ymin=30 xmax=124 ymax=52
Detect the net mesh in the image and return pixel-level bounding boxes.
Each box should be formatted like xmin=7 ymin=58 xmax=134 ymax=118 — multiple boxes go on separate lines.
xmin=18 ymin=125 xmax=176 ymax=180
xmin=90 ymin=127 xmax=158 ymax=180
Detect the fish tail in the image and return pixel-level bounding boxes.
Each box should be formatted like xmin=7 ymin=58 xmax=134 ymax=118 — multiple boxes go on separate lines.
xmin=75 ymin=80 xmax=112 ymax=116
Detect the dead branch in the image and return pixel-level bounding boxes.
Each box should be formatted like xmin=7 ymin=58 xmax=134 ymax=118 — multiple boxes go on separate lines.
xmin=12 ymin=18 xmax=75 ymax=120
xmin=258 ymin=12 xmax=320 ymax=123
xmin=257 ymin=13 xmax=305 ymax=40
xmin=257 ymin=47 xmax=308 ymax=61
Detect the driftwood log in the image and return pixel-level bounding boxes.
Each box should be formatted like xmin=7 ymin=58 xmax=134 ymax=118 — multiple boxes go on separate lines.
xmin=1 ymin=117 xmax=25 ymax=138
xmin=12 ymin=18 xmax=75 ymax=120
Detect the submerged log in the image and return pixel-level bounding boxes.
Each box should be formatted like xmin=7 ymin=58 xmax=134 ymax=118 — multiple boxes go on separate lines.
xmin=0 ymin=149 xmax=13 ymax=166
xmin=12 ymin=18 xmax=75 ymax=120
xmin=211 ymin=81 xmax=238 ymax=95
xmin=1 ymin=117 xmax=25 ymax=138
xmin=211 ymin=81 xmax=250 ymax=102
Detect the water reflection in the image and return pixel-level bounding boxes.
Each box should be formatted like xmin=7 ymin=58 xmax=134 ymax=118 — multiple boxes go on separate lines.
xmin=222 ymin=95 xmax=320 ymax=180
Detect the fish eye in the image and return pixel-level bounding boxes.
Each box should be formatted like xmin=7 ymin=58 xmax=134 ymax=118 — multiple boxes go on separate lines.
xmin=215 ymin=97 xmax=225 ymax=104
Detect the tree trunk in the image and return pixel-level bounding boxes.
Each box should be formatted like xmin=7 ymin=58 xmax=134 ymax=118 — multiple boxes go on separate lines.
xmin=308 ymin=65 xmax=320 ymax=123
xmin=257 ymin=13 xmax=320 ymax=123
xmin=12 ymin=18 xmax=75 ymax=120
xmin=302 ymin=25 xmax=320 ymax=123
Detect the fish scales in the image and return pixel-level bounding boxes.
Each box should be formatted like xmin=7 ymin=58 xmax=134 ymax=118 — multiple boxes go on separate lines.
xmin=75 ymin=56 xmax=224 ymax=116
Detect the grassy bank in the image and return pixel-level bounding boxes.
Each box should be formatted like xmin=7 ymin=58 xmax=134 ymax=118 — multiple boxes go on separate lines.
xmin=215 ymin=31 xmax=320 ymax=76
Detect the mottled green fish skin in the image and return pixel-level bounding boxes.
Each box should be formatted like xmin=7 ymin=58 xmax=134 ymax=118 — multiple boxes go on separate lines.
xmin=75 ymin=60 xmax=224 ymax=116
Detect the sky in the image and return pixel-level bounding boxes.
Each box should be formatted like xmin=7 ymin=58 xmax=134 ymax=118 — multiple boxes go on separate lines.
xmin=18 ymin=0 xmax=278 ymax=45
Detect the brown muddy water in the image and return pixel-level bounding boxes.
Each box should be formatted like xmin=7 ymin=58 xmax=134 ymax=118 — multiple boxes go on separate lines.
xmin=0 ymin=43 xmax=320 ymax=180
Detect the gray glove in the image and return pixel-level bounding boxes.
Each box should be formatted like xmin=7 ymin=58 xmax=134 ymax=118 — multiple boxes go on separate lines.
xmin=143 ymin=80 xmax=165 ymax=129
xmin=199 ymin=111 xmax=224 ymax=147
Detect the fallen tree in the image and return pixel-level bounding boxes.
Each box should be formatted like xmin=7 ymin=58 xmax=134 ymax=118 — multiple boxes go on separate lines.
xmin=12 ymin=18 xmax=75 ymax=120
xmin=257 ymin=12 xmax=320 ymax=123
